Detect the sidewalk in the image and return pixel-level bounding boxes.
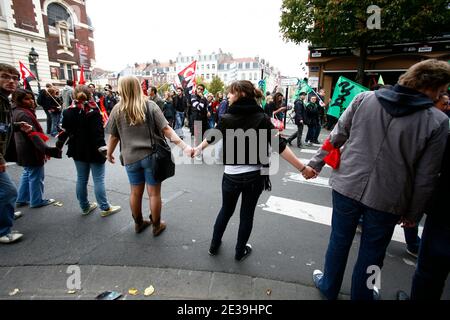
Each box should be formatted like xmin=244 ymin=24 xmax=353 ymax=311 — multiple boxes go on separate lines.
xmin=0 ymin=265 xmax=343 ymax=300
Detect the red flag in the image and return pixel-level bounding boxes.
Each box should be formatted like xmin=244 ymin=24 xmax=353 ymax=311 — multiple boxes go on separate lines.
xmin=322 ymin=138 xmax=341 ymax=169
xmin=178 ymin=60 xmax=197 ymax=95
xmin=18 ymin=61 xmax=36 ymax=90
xmin=79 ymin=65 xmax=86 ymax=85
xmin=141 ymin=79 xmax=148 ymax=96
xmin=98 ymin=96 xmax=109 ymax=127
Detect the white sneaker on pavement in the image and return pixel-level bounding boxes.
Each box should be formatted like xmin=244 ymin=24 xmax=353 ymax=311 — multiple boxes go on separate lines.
xmin=0 ymin=232 xmax=23 ymax=244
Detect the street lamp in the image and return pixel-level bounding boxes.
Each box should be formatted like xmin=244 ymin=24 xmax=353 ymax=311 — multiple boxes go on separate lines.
xmin=28 ymin=47 xmax=41 ymax=91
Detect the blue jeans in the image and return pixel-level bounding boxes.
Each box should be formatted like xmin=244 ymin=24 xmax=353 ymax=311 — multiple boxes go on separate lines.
xmin=411 ymin=215 xmax=450 ymax=300
xmin=208 ymin=117 xmax=215 ymax=129
xmin=175 ymin=111 xmax=185 ymax=138
xmin=50 ymin=112 xmax=61 ymax=136
xmin=211 ymin=171 xmax=264 ymax=256
xmin=74 ymin=161 xmax=110 ymax=211
xmin=17 ymin=166 xmax=46 ymax=207
xmin=0 ymin=171 xmax=17 ymax=237
xmin=125 ymin=155 xmax=158 ymax=186
xmin=317 ymin=190 xmax=400 ymax=300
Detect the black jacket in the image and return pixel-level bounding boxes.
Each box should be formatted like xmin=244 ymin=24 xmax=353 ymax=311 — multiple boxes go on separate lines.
xmin=305 ymin=102 xmax=320 ymax=126
xmin=59 ymin=103 xmax=106 ymax=163
xmin=427 ymin=132 xmax=450 ymax=227
xmin=173 ymin=94 xmax=188 ymax=113
xmin=207 ymin=98 xmax=287 ymax=166
xmin=293 ymin=99 xmax=305 ymax=126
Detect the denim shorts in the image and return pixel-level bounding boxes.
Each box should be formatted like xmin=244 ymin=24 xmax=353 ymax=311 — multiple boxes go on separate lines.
xmin=125 ymin=155 xmax=158 ymax=186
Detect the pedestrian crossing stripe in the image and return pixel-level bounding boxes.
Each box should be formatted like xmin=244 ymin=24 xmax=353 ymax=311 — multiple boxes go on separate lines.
xmin=261 ymin=196 xmax=423 ymax=244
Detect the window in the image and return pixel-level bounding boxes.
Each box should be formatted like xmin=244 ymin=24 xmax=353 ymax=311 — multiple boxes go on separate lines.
xmin=238 ymin=63 xmax=243 ymax=69
xmin=207 ymin=64 xmax=210 ymax=69
xmin=47 ymin=3 xmax=73 ymax=31
xmin=253 ymin=62 xmax=259 ymax=69
xmin=181 ymin=57 xmax=185 ymax=63
xmin=56 ymin=21 xmax=71 ymax=48
xmin=57 ymin=63 xmax=74 ymax=80
xmin=245 ymin=62 xmax=251 ymax=69
xmin=206 ymin=74 xmax=210 ymax=80
xmin=254 ymin=72 xmax=258 ymax=80
xmin=212 ymin=64 xmax=216 ymax=69
xmin=241 ymin=73 xmax=245 ymax=80
xmin=249 ymin=73 xmax=252 ymax=81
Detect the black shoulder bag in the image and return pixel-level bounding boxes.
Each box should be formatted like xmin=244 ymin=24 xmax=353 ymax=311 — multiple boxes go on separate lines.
xmin=145 ymin=102 xmax=175 ymax=183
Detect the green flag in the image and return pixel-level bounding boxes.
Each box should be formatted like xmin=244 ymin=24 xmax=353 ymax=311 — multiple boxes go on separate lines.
xmin=328 ymin=76 xmax=369 ymax=119
xmin=378 ymin=75 xmax=385 ymax=85
xmin=258 ymin=79 xmax=267 ymax=108
xmin=294 ymin=79 xmax=313 ymax=100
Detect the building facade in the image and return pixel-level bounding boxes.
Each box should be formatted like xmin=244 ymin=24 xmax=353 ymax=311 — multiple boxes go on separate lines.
xmin=307 ymin=36 xmax=450 ymax=101
xmin=0 ymin=0 xmax=95 ymax=91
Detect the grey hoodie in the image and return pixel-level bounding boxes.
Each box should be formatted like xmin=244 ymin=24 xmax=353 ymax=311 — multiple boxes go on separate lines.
xmin=309 ymin=85 xmax=448 ymax=219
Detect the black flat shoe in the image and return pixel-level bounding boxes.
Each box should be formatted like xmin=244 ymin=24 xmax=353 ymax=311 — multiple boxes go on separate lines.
xmin=235 ymin=244 xmax=252 ymax=261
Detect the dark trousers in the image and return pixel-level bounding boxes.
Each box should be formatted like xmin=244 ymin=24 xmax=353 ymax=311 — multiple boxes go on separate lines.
xmin=411 ymin=215 xmax=450 ymax=300
xmin=211 ymin=171 xmax=264 ymax=256
xmin=44 ymin=109 xmax=52 ymax=134
xmin=287 ymin=124 xmax=304 ymax=147
xmin=317 ymin=190 xmax=400 ymax=300
xmin=306 ymin=124 xmax=320 ymax=143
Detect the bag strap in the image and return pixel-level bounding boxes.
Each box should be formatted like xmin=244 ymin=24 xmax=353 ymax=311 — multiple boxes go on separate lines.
xmin=144 ymin=101 xmax=165 ymax=146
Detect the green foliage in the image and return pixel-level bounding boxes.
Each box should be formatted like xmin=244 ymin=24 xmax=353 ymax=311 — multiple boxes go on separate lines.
xmin=207 ymin=76 xmax=225 ymax=95
xmin=280 ymin=0 xmax=450 ymax=83
xmin=280 ymin=0 xmax=449 ymax=48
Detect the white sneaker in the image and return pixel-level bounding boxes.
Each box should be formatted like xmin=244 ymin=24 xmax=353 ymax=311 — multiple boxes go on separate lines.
xmin=82 ymin=202 xmax=98 ymax=216
xmin=14 ymin=211 xmax=23 ymax=220
xmin=0 ymin=232 xmax=23 ymax=244
xmin=100 ymin=205 xmax=121 ymax=217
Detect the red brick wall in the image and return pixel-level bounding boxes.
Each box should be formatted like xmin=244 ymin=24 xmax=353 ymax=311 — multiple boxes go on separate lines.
xmin=12 ymin=0 xmax=38 ymax=33
xmin=40 ymin=0 xmax=95 ymax=67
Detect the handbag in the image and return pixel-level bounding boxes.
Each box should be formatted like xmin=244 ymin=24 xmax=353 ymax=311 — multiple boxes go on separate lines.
xmin=145 ymin=102 xmax=175 ymax=183
xmin=271 ymin=114 xmax=284 ymax=131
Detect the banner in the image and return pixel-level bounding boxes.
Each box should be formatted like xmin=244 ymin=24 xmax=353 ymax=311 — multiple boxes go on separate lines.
xmin=178 ymin=61 xmax=197 ymax=95
xmin=293 ymin=79 xmax=313 ymax=100
xmin=77 ymin=43 xmax=90 ymax=67
xmin=258 ymin=79 xmax=267 ymax=108
xmin=327 ymin=76 xmax=368 ymax=119
xmin=18 ymin=61 xmax=36 ymax=90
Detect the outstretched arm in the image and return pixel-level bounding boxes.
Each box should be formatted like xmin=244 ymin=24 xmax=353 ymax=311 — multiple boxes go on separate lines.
xmin=162 ymin=125 xmax=193 ymax=157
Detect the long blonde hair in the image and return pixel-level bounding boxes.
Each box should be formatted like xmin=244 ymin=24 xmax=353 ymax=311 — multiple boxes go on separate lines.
xmin=117 ymin=76 xmax=147 ymax=125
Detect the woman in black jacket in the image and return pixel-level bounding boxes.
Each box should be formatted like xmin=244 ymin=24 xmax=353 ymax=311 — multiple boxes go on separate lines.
xmin=57 ymin=85 xmax=121 ymax=217
xmin=194 ymin=80 xmax=316 ymax=261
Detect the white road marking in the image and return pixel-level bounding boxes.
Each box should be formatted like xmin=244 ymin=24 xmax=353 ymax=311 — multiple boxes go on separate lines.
xmin=262 ymin=196 xmax=423 ymax=244
xmin=283 ymin=171 xmax=331 ymax=188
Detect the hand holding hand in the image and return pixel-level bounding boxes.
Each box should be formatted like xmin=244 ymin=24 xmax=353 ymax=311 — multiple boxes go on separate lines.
xmin=183 ymin=146 xmax=194 ymax=157
xmin=192 ymin=146 xmax=202 ymax=158
xmin=302 ymin=166 xmax=318 ymax=179
xmin=399 ymin=217 xmax=417 ymax=228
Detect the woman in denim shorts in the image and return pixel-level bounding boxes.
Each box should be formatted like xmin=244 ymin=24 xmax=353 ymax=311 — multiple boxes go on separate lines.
xmin=107 ymin=76 xmax=193 ymax=236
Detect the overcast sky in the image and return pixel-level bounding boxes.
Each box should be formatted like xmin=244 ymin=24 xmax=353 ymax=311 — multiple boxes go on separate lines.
xmin=85 ymin=0 xmax=309 ymax=77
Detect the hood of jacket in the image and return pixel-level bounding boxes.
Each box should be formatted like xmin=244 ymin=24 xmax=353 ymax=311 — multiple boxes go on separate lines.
xmin=227 ymin=98 xmax=263 ymax=115
xmin=375 ymin=84 xmax=434 ymax=117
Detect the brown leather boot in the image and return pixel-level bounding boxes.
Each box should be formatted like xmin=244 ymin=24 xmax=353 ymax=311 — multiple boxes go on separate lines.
xmin=152 ymin=220 xmax=166 ymax=237
xmin=133 ymin=215 xmax=151 ymax=234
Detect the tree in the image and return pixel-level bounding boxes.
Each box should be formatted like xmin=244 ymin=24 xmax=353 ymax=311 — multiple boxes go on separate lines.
xmin=279 ymin=0 xmax=450 ymax=84
xmin=207 ymin=76 xmax=225 ymax=95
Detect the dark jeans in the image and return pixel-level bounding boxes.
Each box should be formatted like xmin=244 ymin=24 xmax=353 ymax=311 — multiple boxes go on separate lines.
xmin=211 ymin=171 xmax=264 ymax=256
xmin=44 ymin=109 xmax=52 ymax=134
xmin=317 ymin=190 xmax=400 ymax=300
xmin=287 ymin=124 xmax=304 ymax=146
xmin=306 ymin=124 xmax=320 ymax=143
xmin=411 ymin=215 xmax=450 ymax=300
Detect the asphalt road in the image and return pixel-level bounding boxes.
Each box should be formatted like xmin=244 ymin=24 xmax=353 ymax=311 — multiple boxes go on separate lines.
xmin=1 ymin=121 xmax=449 ymax=300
